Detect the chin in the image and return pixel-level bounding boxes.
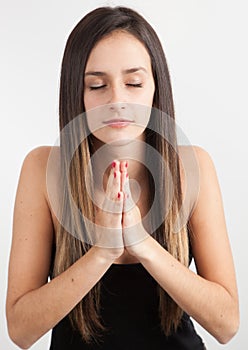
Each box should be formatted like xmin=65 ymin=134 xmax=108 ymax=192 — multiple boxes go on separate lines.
xmin=93 ymin=129 xmax=145 ymax=146
xmin=108 ymin=138 xmax=136 ymax=146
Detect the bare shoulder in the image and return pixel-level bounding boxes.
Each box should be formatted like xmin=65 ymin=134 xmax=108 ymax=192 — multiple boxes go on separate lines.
xmin=178 ymin=145 xmax=217 ymax=193
xmin=188 ymin=144 xmax=224 ymax=235
xmin=178 ymin=144 xmax=213 ymax=165
xmin=21 ymin=146 xmax=59 ymax=194
xmin=191 ymin=145 xmax=215 ymax=167
xmin=22 ymin=146 xmax=54 ymax=170
xmin=15 ymin=145 xmax=57 ymax=223
xmin=189 ymin=145 xmax=219 ymax=195
xmin=177 ymin=145 xmax=215 ymax=218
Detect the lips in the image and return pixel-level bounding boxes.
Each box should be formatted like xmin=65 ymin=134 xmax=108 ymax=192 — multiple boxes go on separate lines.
xmin=102 ymin=119 xmax=134 ymax=128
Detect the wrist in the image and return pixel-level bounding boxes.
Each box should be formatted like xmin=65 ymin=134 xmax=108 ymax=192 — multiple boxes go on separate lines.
xmin=127 ymin=235 xmax=157 ymax=262
xmin=90 ymin=245 xmax=122 ymax=265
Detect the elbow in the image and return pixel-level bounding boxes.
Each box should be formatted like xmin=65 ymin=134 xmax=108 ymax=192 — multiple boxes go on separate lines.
xmin=7 ymin=326 xmax=32 ymax=349
xmin=215 ymin=311 xmax=240 ymax=344
xmin=7 ymin=313 xmax=32 ymax=349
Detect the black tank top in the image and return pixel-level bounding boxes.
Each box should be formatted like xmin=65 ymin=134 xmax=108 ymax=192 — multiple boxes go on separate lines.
xmin=50 ymin=262 xmax=206 ymax=350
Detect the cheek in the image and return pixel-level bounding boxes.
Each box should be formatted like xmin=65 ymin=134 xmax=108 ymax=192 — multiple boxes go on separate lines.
xmin=84 ymin=92 xmax=95 ymax=111
xmin=146 ymin=90 xmax=155 ymax=105
xmin=149 ymin=82 xmax=156 ymax=104
xmin=84 ymin=92 xmax=108 ymax=111
xmin=138 ymin=92 xmax=154 ymax=108
xmin=139 ymin=81 xmax=155 ymax=106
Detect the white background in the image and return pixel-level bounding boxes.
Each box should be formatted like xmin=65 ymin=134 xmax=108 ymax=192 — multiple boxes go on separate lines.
xmin=1 ymin=0 xmax=247 ymax=349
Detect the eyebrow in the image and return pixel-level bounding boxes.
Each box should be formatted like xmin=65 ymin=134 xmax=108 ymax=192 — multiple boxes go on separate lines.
xmin=84 ymin=66 xmax=148 ymax=76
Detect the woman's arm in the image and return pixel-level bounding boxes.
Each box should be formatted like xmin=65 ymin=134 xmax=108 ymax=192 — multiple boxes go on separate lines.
xmin=6 ymin=147 xmax=122 ymax=349
xmin=126 ymin=146 xmax=239 ymax=344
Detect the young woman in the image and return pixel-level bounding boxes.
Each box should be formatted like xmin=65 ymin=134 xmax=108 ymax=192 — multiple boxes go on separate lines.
xmin=6 ymin=6 xmax=239 ymax=350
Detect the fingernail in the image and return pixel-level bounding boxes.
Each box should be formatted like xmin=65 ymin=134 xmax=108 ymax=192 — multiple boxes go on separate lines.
xmin=126 ymin=173 xmax=129 ymax=178
xmin=114 ymin=171 xmax=117 ymax=178
xmin=118 ymin=192 xmax=121 ymax=199
xmin=125 ymin=161 xmax=128 ymax=168
xmin=112 ymin=161 xmax=116 ymax=168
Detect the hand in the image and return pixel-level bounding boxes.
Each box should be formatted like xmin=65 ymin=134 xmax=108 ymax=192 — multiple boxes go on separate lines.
xmin=121 ymin=162 xmax=150 ymax=258
xmin=94 ymin=160 xmax=124 ymax=261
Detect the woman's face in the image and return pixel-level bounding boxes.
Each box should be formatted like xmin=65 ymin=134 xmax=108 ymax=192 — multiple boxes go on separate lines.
xmin=84 ymin=31 xmax=155 ymax=145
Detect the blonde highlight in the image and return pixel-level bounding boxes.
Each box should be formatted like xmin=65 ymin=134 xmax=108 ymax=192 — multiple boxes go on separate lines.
xmin=53 ymin=5 xmax=190 ymax=343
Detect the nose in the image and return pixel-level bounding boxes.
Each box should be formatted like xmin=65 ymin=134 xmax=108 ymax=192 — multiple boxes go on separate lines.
xmin=108 ymin=86 xmax=126 ymax=111
xmin=109 ymin=102 xmax=126 ymax=113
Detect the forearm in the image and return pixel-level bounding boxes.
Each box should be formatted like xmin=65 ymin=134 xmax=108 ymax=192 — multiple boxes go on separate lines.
xmin=138 ymin=237 xmax=239 ymax=344
xmin=7 ymin=246 xmax=113 ymax=349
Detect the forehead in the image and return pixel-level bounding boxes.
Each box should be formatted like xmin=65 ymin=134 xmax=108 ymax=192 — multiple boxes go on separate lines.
xmin=85 ymin=31 xmax=152 ymax=72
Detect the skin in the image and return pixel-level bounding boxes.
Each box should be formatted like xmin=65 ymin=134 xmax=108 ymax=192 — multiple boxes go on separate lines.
xmin=84 ymin=31 xmax=155 ymax=257
xmin=6 ymin=31 xmax=239 ymax=349
xmin=84 ymin=30 xmax=155 ymax=145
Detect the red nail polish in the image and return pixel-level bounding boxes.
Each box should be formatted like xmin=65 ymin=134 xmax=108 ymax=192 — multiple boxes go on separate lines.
xmin=114 ymin=171 xmax=117 ymax=178
xmin=125 ymin=161 xmax=128 ymax=168
xmin=126 ymin=173 xmax=129 ymax=178
xmin=118 ymin=192 xmax=121 ymax=199
xmin=112 ymin=161 xmax=116 ymax=168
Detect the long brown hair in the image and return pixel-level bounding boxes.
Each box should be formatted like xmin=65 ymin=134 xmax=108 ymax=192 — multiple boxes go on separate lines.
xmin=53 ymin=6 xmax=189 ymax=343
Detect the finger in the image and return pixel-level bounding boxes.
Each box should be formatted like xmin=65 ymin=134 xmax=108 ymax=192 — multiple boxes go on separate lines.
xmin=120 ymin=160 xmax=128 ymax=172
xmin=120 ymin=160 xmax=128 ymax=191
xmin=123 ymin=175 xmax=136 ymax=213
xmin=105 ymin=160 xmax=120 ymax=198
xmin=121 ymin=170 xmax=128 ymax=192
xmin=94 ymin=188 xmax=124 ymax=248
xmin=120 ymin=160 xmax=129 ymax=196
xmin=102 ymin=187 xmax=124 ymax=215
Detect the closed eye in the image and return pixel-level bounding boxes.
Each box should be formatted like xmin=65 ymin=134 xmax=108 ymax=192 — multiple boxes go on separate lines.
xmin=126 ymin=83 xmax=142 ymax=88
xmin=89 ymin=85 xmax=107 ymax=90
